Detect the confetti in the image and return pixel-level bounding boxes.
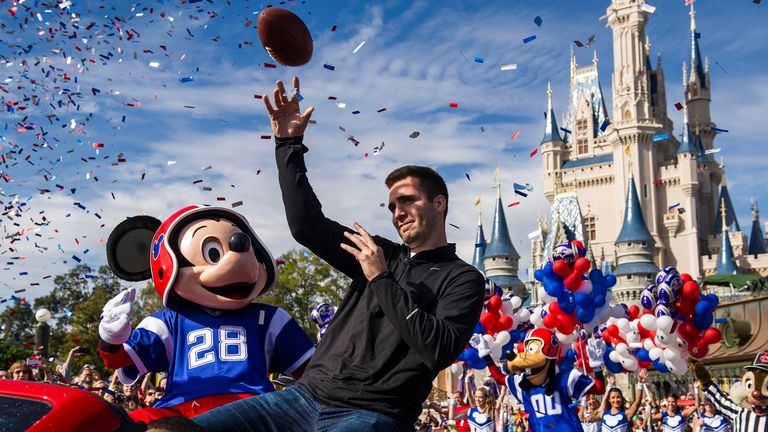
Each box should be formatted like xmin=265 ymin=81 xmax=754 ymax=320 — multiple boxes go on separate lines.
xmin=336 ymin=102 xmax=347 ymax=109
xmin=674 ymin=102 xmax=683 ymax=111
xmin=705 ymin=148 xmax=721 ymax=155
xmin=474 ymin=56 xmax=485 ymax=63
xmin=264 ymin=63 xmax=277 ymax=69
xmin=167 ymin=161 xmax=177 ymax=166
xmin=261 ymin=135 xmax=272 ymax=140
xmin=179 ymin=76 xmax=195 ymax=83
xmin=640 ymin=4 xmax=656 ymax=13
xmin=352 ymin=110 xmax=361 ymax=115
xmin=653 ymin=179 xmax=663 ymax=185
xmin=560 ymin=127 xmax=572 ymax=135
xmin=668 ymin=203 xmax=681 ymax=211
xmin=507 ymin=202 xmax=521 ymax=207
xmin=449 ymin=223 xmax=460 ymax=229
xmin=149 ymin=62 xmax=160 ymax=68
xmin=534 ymin=16 xmax=543 ymax=27
xmin=510 ymin=130 xmax=520 ymax=141
xmin=652 ymin=133 xmax=669 ymax=142
xmin=323 ymin=64 xmax=336 ymax=71
xmin=465 ymin=173 xmax=471 ymax=182
xmin=352 ymin=41 xmax=366 ymax=54
xmin=600 ymin=119 xmax=609 ymax=132
xmin=331 ymin=25 xmax=337 ymax=32
xmin=711 ymin=127 xmax=729 ymax=133
xmin=523 ymin=35 xmax=537 ymax=44
xmin=449 ymin=102 xmax=459 ymax=108
xmin=410 ymin=131 xmax=420 ymax=139
xmin=500 ymin=63 xmax=518 ymax=71
xmin=530 ymin=148 xmax=538 ymax=157
xmin=514 ymin=190 xmax=528 ymax=198
xmin=202 ymin=165 xmax=213 ymax=170
xmin=232 ymin=201 xmax=243 ymax=207
xmin=377 ymin=108 xmax=387 ymax=113
xmin=528 ymin=229 xmax=542 ymax=239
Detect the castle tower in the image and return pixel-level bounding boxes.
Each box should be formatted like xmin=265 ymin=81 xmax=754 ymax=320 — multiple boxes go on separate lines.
xmin=713 ymin=158 xmax=740 ymax=234
xmin=612 ymin=169 xmax=659 ymax=305
xmin=715 ymin=199 xmax=740 ymax=276
xmin=748 ymin=200 xmax=766 ymax=255
xmin=541 ymin=82 xmax=566 ymax=204
xmin=484 ymin=175 xmax=527 ymax=300
xmin=685 ymin=2 xmax=715 ymax=152
xmin=472 ymin=211 xmax=486 ymax=274
xmin=673 ymin=106 xmax=702 ymax=275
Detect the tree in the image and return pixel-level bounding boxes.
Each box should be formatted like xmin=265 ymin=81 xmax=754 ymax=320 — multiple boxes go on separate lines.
xmin=134 ymin=281 xmax=163 ymax=319
xmin=257 ymin=248 xmax=350 ymax=338
xmin=0 ymin=301 xmax=35 ymax=368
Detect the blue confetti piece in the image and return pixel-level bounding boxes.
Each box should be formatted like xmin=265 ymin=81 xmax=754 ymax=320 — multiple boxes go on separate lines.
xmin=668 ymin=203 xmax=681 ymax=211
xmin=600 ymin=119 xmax=610 ymax=132
xmin=72 ymin=255 xmax=81 ymax=263
xmin=513 ymin=183 xmax=526 ymax=191
xmin=523 ymin=34 xmax=537 ymax=44
xmin=323 ymin=64 xmax=335 ymax=71
xmin=474 ymin=56 xmax=484 ymax=63
xmin=475 ymin=243 xmax=484 ymax=248
xmin=652 ymin=133 xmax=670 ymax=142
xmin=711 ymin=127 xmax=728 ymax=133
xmin=83 ymin=249 xmax=90 ymax=254
xmin=714 ymin=318 xmax=728 ymax=323
xmin=293 ymin=90 xmax=303 ymax=102
xmin=19 ymin=272 xmax=28 ymax=276
xmin=352 ymin=110 xmax=361 ymax=115
xmin=179 ymin=75 xmax=195 ymax=83
xmin=695 ymin=32 xmax=701 ymax=40
xmin=465 ymin=173 xmax=471 ymax=182
xmin=514 ymin=190 xmax=528 ymax=198
xmin=534 ymin=16 xmax=543 ymax=27
xmin=560 ymin=127 xmax=572 ymax=134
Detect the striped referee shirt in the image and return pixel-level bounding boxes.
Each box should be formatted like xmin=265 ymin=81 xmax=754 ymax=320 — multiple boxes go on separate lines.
xmin=704 ymin=382 xmax=767 ymax=432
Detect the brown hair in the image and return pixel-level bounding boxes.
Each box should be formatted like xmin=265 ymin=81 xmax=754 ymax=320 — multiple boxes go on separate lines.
xmin=8 ymin=361 xmax=33 ymax=380
xmin=385 ymin=165 xmax=448 ymax=220
xmin=475 ymin=386 xmax=496 ymax=422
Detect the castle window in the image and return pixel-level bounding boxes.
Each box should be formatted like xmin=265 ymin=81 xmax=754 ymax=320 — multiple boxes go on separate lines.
xmin=627 ymin=242 xmax=633 ymax=247
xmin=577 ymin=138 xmax=589 ymax=155
xmin=627 ymin=275 xmax=633 ymax=280
xmin=643 ymin=184 xmax=648 ymax=198
xmin=624 ymin=110 xmax=632 ymax=120
xmin=584 ymin=216 xmax=596 ymax=241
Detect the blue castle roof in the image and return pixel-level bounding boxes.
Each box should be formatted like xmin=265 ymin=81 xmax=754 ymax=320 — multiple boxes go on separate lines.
xmin=713 ymin=185 xmax=740 ymax=235
xmin=472 ymin=215 xmax=486 ymax=273
xmin=485 ymin=196 xmax=520 ymax=259
xmin=615 ymin=175 xmax=654 ymax=245
xmin=613 ymin=261 xmax=659 ymax=277
xmin=678 ymin=122 xmax=698 ymax=155
xmin=715 ymin=230 xmax=740 ymax=275
xmin=748 ymin=202 xmax=766 ymax=255
xmin=541 ymin=82 xmax=563 ymax=144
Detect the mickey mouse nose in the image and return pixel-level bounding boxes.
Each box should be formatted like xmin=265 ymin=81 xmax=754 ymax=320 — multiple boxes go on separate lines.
xmin=229 ymin=232 xmax=251 ymax=253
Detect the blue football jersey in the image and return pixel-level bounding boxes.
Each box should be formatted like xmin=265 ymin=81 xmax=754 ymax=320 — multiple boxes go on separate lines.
xmin=117 ymin=302 xmax=315 ymax=408
xmin=505 ymin=368 xmax=594 ymax=432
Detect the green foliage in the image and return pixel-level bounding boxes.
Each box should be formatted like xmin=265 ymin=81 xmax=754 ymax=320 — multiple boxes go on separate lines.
xmin=257 ymin=248 xmax=349 ymax=338
xmin=0 ymin=302 xmax=35 ymax=368
xmin=134 ymin=281 xmax=163 ymax=323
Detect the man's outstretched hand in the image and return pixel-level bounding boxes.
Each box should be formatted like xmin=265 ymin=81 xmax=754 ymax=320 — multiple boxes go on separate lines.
xmin=263 ymin=76 xmax=314 ymax=138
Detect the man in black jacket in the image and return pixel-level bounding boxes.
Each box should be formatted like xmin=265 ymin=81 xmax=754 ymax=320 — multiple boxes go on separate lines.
xmin=195 ymin=77 xmax=484 ymax=431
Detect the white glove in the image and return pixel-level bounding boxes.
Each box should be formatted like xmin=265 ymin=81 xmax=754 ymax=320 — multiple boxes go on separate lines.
xmin=586 ymin=338 xmax=606 ymax=368
xmin=98 ymin=288 xmax=136 ymax=345
xmin=469 ymin=334 xmax=492 ymax=359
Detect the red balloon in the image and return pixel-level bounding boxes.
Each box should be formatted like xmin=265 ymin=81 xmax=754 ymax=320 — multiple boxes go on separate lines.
xmin=487 ymin=295 xmax=503 ymax=313
xmin=638 ymin=360 xmax=652 ymax=369
xmin=689 ymin=340 xmax=709 ymax=359
xmin=561 ymin=312 xmax=578 ymax=328
xmin=497 ymin=314 xmax=514 ymax=331
xmin=702 ymin=328 xmax=722 ymax=345
xmin=628 ymin=305 xmax=640 ymax=320
xmin=574 ymin=257 xmax=591 ymax=275
xmin=553 ymin=260 xmax=570 ymax=277
xmin=479 ymin=312 xmax=497 ymax=330
xmin=543 ymin=313 xmax=558 ymax=329
xmin=681 ymin=273 xmax=693 ymax=283
xmin=565 ymin=274 xmax=582 ymax=291
xmin=678 ymin=321 xmax=697 ymax=340
xmin=607 ymin=324 xmax=620 ymax=337
xmin=637 ymin=322 xmax=651 ymax=339
xmin=557 ymin=323 xmax=575 ymax=335
xmin=682 ymin=281 xmax=700 ymax=301
xmin=549 ymin=302 xmax=563 ymax=315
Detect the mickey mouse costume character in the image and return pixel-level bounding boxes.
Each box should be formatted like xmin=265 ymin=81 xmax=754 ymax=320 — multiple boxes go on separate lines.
xmin=98 ymin=205 xmax=315 ymax=424
xmin=690 ymin=352 xmax=768 ymax=432
xmin=471 ymin=327 xmax=606 ymax=432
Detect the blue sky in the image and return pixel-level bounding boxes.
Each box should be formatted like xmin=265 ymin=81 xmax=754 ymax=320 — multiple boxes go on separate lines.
xmin=0 ymin=0 xmax=766 ymax=308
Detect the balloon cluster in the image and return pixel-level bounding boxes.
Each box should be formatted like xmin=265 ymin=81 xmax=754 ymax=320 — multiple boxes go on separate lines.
xmin=533 ymin=241 xmax=622 ymax=343
xmin=596 ymin=267 xmax=721 ymax=376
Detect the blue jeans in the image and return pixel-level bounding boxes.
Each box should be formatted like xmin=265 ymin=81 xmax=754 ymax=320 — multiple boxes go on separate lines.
xmin=193 ymin=385 xmax=411 ymax=432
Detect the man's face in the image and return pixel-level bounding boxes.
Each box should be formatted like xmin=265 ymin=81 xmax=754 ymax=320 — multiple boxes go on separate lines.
xmin=387 ymin=176 xmax=444 ymax=249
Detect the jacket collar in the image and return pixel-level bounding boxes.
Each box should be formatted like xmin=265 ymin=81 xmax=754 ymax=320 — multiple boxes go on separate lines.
xmin=399 ymin=243 xmax=456 ymax=263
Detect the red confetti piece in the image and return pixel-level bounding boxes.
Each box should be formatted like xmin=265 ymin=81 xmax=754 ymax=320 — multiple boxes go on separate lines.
xmin=71 ymin=338 xmax=81 ymax=343
xmin=508 ymin=202 xmax=521 ymax=207
xmin=331 ymin=24 xmax=337 ymax=32
xmin=530 ymin=148 xmax=538 ymax=157
xmin=261 ymin=135 xmax=271 ymax=139
xmin=511 ymin=130 xmax=520 ymax=141
xmin=674 ymin=102 xmax=683 ymax=111
xmin=92 ymin=142 xmax=104 ymax=148
xmin=653 ymin=179 xmax=663 ymax=185
xmin=216 ymin=197 xmax=226 ymax=201
xmin=276 ymin=259 xmax=286 ymax=266
xmin=254 ymin=95 xmax=263 ymax=99
xmin=449 ymin=102 xmax=459 ymax=108
xmin=264 ymin=63 xmax=277 ymax=69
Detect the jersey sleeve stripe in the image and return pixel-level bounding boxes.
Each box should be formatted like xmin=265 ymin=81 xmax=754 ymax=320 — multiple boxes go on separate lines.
xmin=567 ymin=368 xmax=594 ymax=399
xmin=136 ymin=316 xmax=173 ymax=361
xmin=264 ymin=307 xmax=290 ymax=371
xmin=118 ymin=343 xmax=146 ymax=385
xmin=284 ymin=346 xmax=315 ymax=375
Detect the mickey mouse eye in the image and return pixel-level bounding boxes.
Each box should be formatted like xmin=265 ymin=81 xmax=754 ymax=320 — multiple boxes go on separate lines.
xmin=202 ymin=239 xmax=223 ymax=264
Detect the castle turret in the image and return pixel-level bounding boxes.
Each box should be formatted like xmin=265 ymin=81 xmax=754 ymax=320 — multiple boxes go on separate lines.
xmin=612 ymin=169 xmax=658 ymax=305
xmin=712 ymin=158 xmax=740 ymax=234
xmin=472 ymin=211 xmax=486 ymax=273
xmin=483 ymin=175 xmax=526 ymax=300
xmin=685 ymin=1 xmax=715 ymax=153
xmin=748 ymin=200 xmax=766 ymax=255
xmin=715 ymin=198 xmax=740 ymax=275
xmin=541 ymin=82 xmax=566 ymax=204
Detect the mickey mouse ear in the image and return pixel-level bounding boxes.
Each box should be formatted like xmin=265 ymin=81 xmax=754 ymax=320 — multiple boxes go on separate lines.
xmin=106 ymin=215 xmax=162 ymax=281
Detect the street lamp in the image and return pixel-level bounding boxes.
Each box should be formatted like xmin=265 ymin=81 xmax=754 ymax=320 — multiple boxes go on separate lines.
xmin=35 ymin=308 xmax=51 ymax=359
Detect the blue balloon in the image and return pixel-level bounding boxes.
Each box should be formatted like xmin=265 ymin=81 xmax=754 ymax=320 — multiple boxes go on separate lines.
xmin=695 ymin=300 xmax=711 ymax=316
xmin=637 ymin=348 xmax=651 ymax=362
xmin=594 ymin=294 xmax=606 ymax=308
xmin=560 ymin=349 xmax=577 ymax=373
xmin=474 ymin=323 xmax=486 ymax=334
xmin=545 ymin=281 xmax=565 ymax=298
xmin=604 ymin=346 xmax=623 ymax=373
xmin=652 ymin=358 xmax=670 ymax=373
xmin=534 ymin=268 xmax=546 ymax=282
xmin=605 ymin=274 xmax=617 ymax=288
xmin=576 ymin=306 xmax=596 ymax=324
xmin=693 ymin=312 xmax=714 ymax=330
xmin=559 ymin=293 xmax=576 ymax=313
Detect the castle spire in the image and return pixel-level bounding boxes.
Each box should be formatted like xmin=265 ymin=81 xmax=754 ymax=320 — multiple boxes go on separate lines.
xmin=472 ymin=210 xmax=486 ymax=273
xmin=748 ymin=199 xmax=766 ymax=255
xmin=715 ymin=198 xmax=740 ymax=275
xmin=713 ymin=158 xmax=741 ymax=234
xmin=689 ymin=1 xmax=707 ymax=88
xmin=678 ymin=104 xmax=698 ymax=155
xmin=615 ymin=174 xmax=653 ymax=245
xmin=484 ymin=168 xmax=525 ymax=299
xmin=541 ymin=82 xmax=563 ymax=144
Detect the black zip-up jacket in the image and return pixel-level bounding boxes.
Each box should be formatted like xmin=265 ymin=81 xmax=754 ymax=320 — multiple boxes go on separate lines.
xmin=275 ymin=136 xmax=484 ymax=426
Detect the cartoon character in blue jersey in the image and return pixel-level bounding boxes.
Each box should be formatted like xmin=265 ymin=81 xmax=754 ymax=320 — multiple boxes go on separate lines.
xmin=472 ymin=327 xmax=606 ymax=432
xmin=97 ymin=206 xmax=315 ymax=424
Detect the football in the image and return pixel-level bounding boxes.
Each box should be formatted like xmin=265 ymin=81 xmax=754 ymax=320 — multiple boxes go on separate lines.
xmin=257 ymin=7 xmax=313 ymax=67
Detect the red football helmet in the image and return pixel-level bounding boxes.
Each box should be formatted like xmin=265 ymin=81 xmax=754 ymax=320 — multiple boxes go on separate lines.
xmin=525 ymin=328 xmax=561 ymax=360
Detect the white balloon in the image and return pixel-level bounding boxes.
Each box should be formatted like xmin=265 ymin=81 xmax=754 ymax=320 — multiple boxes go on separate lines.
xmin=556 ymin=332 xmax=576 ymax=344
xmin=643 ymin=338 xmax=657 ymax=351
xmin=501 ymin=302 xmax=516 ymax=317
xmin=663 ymin=347 xmax=682 ymax=362
xmin=575 ymin=280 xmax=593 ymax=294
xmin=515 ymin=309 xmax=531 ymax=323
xmin=656 ymin=316 xmax=674 ymax=333
xmin=450 ymin=363 xmax=463 ymax=375
xmin=511 ymin=296 xmax=523 ymax=309
xmin=491 ymin=345 xmax=503 ymax=362
xmin=483 ymin=334 xmax=494 ymax=345
xmin=640 ymin=314 xmax=658 ymax=331
xmin=495 ymin=331 xmax=511 ymax=346
xmin=623 ymin=357 xmax=639 ymax=371
xmin=617 ymin=318 xmax=631 ymax=332
xmin=609 ymin=351 xmax=622 ymax=363
xmin=616 ymin=343 xmax=629 ymax=355
xmin=649 ymin=347 xmax=664 ymax=361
